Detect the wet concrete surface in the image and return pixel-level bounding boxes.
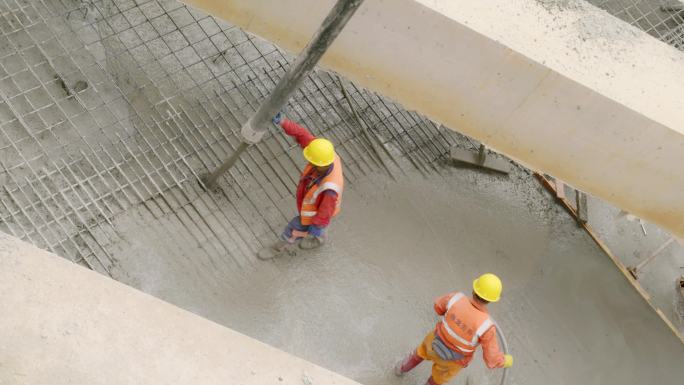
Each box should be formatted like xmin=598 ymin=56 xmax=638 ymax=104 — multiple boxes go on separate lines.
xmin=110 ymin=165 xmax=684 ymax=385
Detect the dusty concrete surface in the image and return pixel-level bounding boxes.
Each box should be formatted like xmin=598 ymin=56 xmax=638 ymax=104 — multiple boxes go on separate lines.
xmin=109 ymin=164 xmax=684 ymax=385
xmin=0 ymin=233 xmax=364 ymax=385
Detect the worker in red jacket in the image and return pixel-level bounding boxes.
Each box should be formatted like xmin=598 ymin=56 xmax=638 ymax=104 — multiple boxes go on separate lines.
xmin=257 ymin=113 xmax=344 ymax=260
xmin=394 ymin=274 xmax=513 ymax=385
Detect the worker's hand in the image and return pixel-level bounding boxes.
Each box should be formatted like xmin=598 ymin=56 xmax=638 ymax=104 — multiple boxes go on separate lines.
xmin=272 ymin=112 xmax=283 ymax=125
xmin=503 ymin=354 xmax=513 ymax=368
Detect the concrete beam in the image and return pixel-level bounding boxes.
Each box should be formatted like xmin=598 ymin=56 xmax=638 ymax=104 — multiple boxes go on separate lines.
xmin=183 ymin=0 xmax=684 ymax=237
xmin=0 ymin=233 xmax=361 ymax=385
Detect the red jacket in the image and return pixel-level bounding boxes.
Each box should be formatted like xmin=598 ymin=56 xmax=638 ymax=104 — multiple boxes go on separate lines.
xmin=281 ymin=119 xmax=338 ymax=228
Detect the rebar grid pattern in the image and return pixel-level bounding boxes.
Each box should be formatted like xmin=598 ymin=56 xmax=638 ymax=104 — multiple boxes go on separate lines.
xmin=0 ymin=0 xmax=460 ymax=275
xmin=589 ymin=0 xmax=684 ymax=49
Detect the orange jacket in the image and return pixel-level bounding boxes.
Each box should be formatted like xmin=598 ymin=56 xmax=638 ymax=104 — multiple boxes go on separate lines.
xmin=299 ymin=155 xmax=343 ymax=225
xmin=434 ymin=292 xmax=506 ymax=368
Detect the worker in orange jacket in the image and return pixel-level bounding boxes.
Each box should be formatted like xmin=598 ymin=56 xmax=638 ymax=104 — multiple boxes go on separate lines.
xmin=257 ymin=113 xmax=344 ymax=260
xmin=394 ymin=274 xmax=513 ymax=385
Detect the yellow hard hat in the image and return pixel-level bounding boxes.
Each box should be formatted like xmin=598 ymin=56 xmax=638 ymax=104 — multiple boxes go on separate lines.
xmin=303 ymin=138 xmax=335 ymax=167
xmin=472 ymin=273 xmax=502 ymax=302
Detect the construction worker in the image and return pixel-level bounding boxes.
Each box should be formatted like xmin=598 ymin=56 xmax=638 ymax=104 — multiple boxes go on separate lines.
xmin=257 ymin=113 xmax=344 ymax=260
xmin=394 ymin=273 xmax=513 ymax=385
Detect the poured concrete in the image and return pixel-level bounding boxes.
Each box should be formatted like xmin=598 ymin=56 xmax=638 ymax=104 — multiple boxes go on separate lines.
xmin=99 ymin=167 xmax=684 ymax=385
xmin=2 ymin=166 xmax=684 ymax=383
xmin=183 ymin=0 xmax=684 ymax=238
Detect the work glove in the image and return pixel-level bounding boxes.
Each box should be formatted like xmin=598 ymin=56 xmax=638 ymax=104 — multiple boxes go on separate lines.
xmin=272 ymin=112 xmax=283 ymax=125
xmin=307 ymin=225 xmax=324 ymax=238
xmin=503 ymin=354 xmax=513 ymax=368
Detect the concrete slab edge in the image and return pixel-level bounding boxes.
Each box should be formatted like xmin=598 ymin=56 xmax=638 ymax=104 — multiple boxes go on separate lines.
xmin=0 ymin=232 xmax=365 ymax=385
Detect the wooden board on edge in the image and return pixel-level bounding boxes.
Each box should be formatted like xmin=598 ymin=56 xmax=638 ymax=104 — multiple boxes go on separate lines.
xmin=449 ymin=146 xmax=510 ymax=174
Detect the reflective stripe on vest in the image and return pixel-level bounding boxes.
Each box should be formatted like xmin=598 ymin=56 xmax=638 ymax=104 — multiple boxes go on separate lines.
xmin=299 ymin=155 xmax=343 ymax=225
xmin=303 ymin=181 xmax=342 ymax=205
xmin=439 ymin=292 xmax=493 ymax=354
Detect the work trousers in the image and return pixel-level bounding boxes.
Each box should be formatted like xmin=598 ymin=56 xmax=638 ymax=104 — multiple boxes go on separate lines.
xmin=281 ymin=216 xmax=326 ymax=242
xmin=416 ymin=331 xmax=464 ymax=384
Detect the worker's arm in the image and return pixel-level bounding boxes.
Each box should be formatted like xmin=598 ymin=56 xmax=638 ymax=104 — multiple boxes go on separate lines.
xmin=308 ymin=191 xmax=338 ymax=236
xmin=433 ymin=293 xmax=456 ymax=315
xmin=280 ymin=118 xmax=315 ymax=149
xmin=479 ymin=326 xmax=508 ymax=369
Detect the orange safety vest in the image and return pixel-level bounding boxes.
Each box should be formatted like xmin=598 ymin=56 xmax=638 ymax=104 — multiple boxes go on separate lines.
xmin=299 ymin=155 xmax=344 ymax=225
xmin=436 ymin=292 xmax=494 ymax=355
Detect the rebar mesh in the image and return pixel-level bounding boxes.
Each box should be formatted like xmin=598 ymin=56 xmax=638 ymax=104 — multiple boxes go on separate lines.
xmin=0 ymin=0 xmax=463 ymax=275
xmin=588 ymin=0 xmax=684 ymax=49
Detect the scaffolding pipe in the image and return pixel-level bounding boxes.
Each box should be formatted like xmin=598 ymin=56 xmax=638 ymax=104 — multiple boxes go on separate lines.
xmin=202 ymin=0 xmax=365 ymax=188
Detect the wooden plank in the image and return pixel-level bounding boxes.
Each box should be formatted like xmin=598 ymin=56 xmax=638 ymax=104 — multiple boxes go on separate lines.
xmin=554 ymin=179 xmax=565 ymax=199
xmin=449 ymin=146 xmax=510 ymax=174
xmin=535 ymin=172 xmax=684 ymax=344
xmin=575 ymin=190 xmax=588 ymax=224
xmin=535 ymin=173 xmax=578 ymax=220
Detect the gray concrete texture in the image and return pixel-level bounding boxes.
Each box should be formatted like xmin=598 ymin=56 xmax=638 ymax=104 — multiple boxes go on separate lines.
xmin=560 ymin=0 xmax=684 ymax=49
xmin=0 ymin=0 xmax=683 ymax=384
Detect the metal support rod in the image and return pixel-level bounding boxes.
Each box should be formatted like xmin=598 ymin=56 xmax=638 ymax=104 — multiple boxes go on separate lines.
xmin=336 ymin=76 xmax=397 ymax=181
xmin=632 ymin=237 xmax=676 ymax=276
xmin=203 ymin=0 xmax=365 ymax=188
xmin=661 ymin=5 xmax=684 ymax=12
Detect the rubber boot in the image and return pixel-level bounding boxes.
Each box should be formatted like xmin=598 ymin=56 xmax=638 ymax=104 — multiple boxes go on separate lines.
xmin=394 ymin=351 xmax=423 ymax=376
xmin=257 ymin=240 xmax=295 ymax=260
xmin=299 ymin=235 xmax=325 ymax=250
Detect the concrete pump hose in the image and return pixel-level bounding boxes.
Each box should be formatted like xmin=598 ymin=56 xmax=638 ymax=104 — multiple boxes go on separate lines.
xmin=494 ymin=321 xmax=509 ymax=385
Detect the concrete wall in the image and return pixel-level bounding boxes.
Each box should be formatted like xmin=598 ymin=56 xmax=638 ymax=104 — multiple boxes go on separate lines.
xmin=0 ymin=233 xmax=361 ymax=385
xmin=182 ymin=0 xmax=684 ymax=237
